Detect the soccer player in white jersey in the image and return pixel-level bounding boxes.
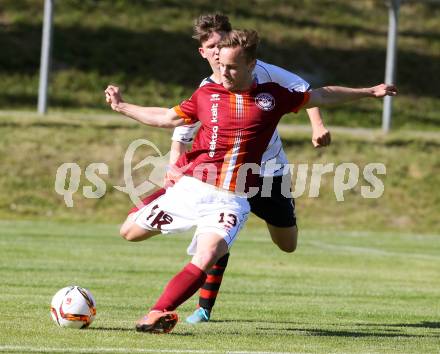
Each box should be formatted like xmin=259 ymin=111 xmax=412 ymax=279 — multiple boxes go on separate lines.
xmin=169 ymin=14 xmax=331 ymax=324
xmin=105 ymin=28 xmax=396 ymax=333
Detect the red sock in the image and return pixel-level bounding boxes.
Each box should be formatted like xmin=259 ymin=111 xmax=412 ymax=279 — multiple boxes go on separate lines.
xmin=199 ymin=252 xmax=229 ymax=310
xmin=152 ymin=263 xmax=207 ymax=312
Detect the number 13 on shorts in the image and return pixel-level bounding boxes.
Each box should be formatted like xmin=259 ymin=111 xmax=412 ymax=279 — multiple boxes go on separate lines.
xmin=218 ymin=212 xmax=238 ymax=228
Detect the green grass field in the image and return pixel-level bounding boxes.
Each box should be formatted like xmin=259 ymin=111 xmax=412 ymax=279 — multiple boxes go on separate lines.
xmin=1 ymin=220 xmax=439 ymax=353
xmin=1 ymin=1 xmax=439 ymax=352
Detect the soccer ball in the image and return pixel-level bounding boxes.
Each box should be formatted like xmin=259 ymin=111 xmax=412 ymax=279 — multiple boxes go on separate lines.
xmin=50 ymin=286 xmax=96 ymax=328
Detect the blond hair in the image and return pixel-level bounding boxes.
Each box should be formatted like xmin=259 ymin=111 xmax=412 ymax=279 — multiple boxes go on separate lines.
xmin=218 ymin=29 xmax=259 ymax=62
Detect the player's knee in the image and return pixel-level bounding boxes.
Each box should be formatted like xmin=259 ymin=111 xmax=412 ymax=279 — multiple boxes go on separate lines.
xmin=120 ymin=228 xmax=133 ymax=241
xmin=276 ymin=239 xmax=296 ymax=253
xmin=119 ymin=216 xmax=137 ymax=241
xmin=120 ymin=225 xmax=138 ymax=241
xmin=277 ymin=228 xmax=298 ymax=253
xmin=192 ymin=249 xmax=223 ymax=271
xmin=279 ymin=239 xmax=297 ymax=253
xmin=202 ymin=250 xmax=219 ymax=269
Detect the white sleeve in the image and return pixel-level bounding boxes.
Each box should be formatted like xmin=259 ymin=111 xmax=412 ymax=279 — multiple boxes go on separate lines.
xmin=171 ymin=122 xmax=201 ymax=144
xmin=253 ymin=59 xmax=311 ymax=92
xmin=172 ymin=75 xmax=215 ymax=144
xmin=171 ymin=76 xmax=211 ymax=144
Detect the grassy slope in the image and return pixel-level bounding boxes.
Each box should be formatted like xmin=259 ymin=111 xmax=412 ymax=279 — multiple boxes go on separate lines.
xmin=0 ymin=220 xmax=439 ymax=353
xmin=0 ymin=0 xmax=439 ymax=130
xmin=0 ymin=112 xmax=439 ymax=234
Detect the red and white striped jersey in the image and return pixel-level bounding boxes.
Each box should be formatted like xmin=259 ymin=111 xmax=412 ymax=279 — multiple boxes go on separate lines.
xmin=172 ymin=60 xmax=310 ymax=177
xmin=173 ymin=81 xmax=309 ymax=192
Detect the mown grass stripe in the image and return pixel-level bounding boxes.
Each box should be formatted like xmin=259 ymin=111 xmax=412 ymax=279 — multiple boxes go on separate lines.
xmin=0 ymin=346 xmax=294 ymax=354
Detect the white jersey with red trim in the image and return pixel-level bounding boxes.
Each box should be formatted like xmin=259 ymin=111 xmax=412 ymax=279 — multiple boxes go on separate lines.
xmin=171 ymin=60 xmax=310 ymax=176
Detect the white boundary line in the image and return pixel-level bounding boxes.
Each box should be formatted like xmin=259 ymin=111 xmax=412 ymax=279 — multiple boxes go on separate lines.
xmin=0 ymin=346 xmax=295 ymax=354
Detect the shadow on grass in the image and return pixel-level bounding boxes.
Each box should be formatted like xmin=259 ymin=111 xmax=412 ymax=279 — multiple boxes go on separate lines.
xmin=281 ymin=328 xmax=439 ymax=338
xmin=87 ymin=326 xmax=133 ymax=332
xmin=394 ymin=321 xmax=440 ymax=329
xmin=210 ymin=319 xmax=302 ymax=325
xmin=89 ymin=326 xmax=194 ymax=336
xmin=212 ymin=320 xmax=440 ymax=338
xmin=355 ymin=321 xmax=440 ymax=329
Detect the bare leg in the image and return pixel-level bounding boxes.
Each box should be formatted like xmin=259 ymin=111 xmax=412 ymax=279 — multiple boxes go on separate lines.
xmin=266 ymin=223 xmax=298 ymax=253
xmin=119 ymin=214 xmax=160 ymax=242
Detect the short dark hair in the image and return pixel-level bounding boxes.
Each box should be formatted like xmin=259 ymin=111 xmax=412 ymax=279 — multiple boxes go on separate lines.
xmin=192 ymin=13 xmax=232 ymax=44
xmin=218 ymin=29 xmax=259 ymax=62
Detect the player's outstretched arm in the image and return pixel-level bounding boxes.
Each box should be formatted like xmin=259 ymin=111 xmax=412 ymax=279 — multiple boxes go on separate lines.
xmin=305 ymin=83 xmax=397 ymax=108
xmin=306 ymin=107 xmax=331 ymax=148
xmin=104 ymin=85 xmax=184 ymax=128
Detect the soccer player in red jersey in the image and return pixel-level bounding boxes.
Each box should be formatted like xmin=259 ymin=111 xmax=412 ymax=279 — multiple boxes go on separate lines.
xmin=125 ymin=14 xmax=332 ymax=324
xmin=172 ymin=14 xmax=331 ymax=324
xmin=105 ymin=29 xmax=397 ymax=333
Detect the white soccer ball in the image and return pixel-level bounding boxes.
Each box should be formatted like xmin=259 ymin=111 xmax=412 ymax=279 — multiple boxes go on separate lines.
xmin=50 ymin=286 xmax=96 ymax=329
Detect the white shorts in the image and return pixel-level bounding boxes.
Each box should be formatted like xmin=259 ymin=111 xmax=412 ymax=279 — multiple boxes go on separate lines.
xmin=132 ymin=176 xmax=250 ymax=255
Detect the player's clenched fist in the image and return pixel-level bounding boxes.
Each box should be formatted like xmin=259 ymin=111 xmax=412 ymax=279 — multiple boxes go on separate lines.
xmin=104 ymin=85 xmax=124 ymax=111
xmin=371 ymin=84 xmax=398 ymax=98
xmin=312 ymin=125 xmax=331 ymax=148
